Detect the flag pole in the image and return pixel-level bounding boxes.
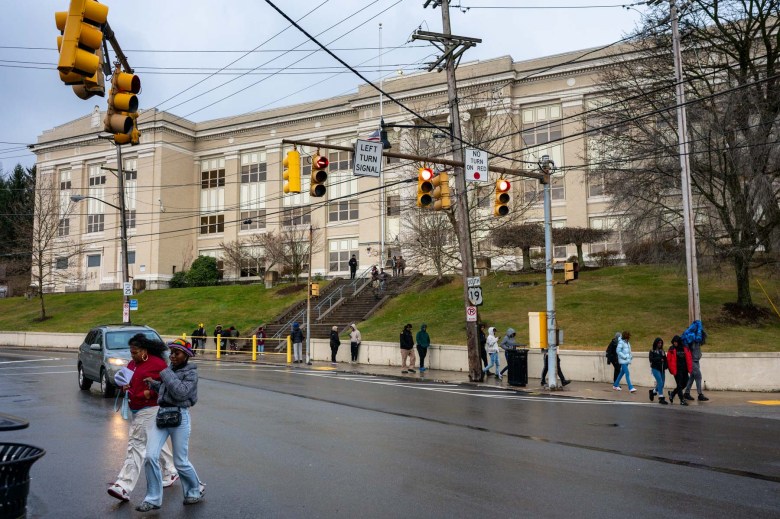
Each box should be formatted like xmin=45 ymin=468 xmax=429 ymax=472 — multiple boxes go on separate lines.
xmin=378 ymin=22 xmax=386 ymax=267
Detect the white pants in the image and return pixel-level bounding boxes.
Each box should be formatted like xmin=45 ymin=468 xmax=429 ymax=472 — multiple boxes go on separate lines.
xmin=115 ymin=406 xmax=176 ymax=492
xmin=293 ymin=342 xmax=303 ymax=361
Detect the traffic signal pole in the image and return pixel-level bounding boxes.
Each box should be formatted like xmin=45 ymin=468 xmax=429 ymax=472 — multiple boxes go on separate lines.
xmin=116 ymin=143 xmax=130 ymax=325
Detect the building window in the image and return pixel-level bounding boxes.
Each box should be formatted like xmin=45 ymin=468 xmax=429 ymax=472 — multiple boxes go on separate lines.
xmin=282 ymin=207 xmax=310 ymax=227
xmin=328 ymin=149 xmax=353 ymax=172
xmin=124 ymin=159 xmax=137 ymax=229
xmin=200 ymin=215 xmax=225 ymax=234
xmin=473 ymin=186 xmax=492 ymax=209
xmin=87 ymin=214 xmax=105 ymax=233
xmin=241 ymin=151 xmax=267 ymax=182
xmin=87 ymin=165 xmax=105 ymax=233
xmin=588 ymin=172 xmax=606 ymax=198
xmin=58 ymin=218 xmax=70 ymax=237
xmin=55 ymin=257 xmax=68 ymax=269
xmin=329 ymin=200 xmax=359 ymax=223
xmin=530 ymin=220 xmax=567 ymax=259
xmin=387 ymin=195 xmax=401 ymax=216
xmin=329 ymin=238 xmax=359 ymax=272
xmin=127 ymin=251 xmax=136 ymax=265
xmin=521 ymin=105 xmax=564 ymax=202
xmin=87 ymin=254 xmax=101 ymax=268
xmin=589 ymin=216 xmax=626 ymax=254
xmin=240 ymin=246 xmax=265 ymax=277
xmin=240 ymin=210 xmax=266 ymax=231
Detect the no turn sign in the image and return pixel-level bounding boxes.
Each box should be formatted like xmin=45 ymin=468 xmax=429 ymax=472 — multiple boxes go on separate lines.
xmin=465 ymin=148 xmax=488 ymax=183
xmin=466 ymin=306 xmax=478 ymax=322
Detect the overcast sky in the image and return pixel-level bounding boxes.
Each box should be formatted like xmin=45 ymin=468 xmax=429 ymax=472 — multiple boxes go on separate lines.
xmin=0 ymin=1 xmax=650 ymax=171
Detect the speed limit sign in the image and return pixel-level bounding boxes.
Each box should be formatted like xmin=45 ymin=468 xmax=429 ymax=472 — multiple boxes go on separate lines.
xmin=466 ymin=306 xmax=477 ymax=322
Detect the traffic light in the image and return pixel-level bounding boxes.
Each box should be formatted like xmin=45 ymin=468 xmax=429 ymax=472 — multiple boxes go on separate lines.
xmin=564 ymin=262 xmax=579 ymax=283
xmin=311 ymin=283 xmax=320 ymax=297
xmin=283 ymin=150 xmax=301 ymax=193
xmin=55 ymin=0 xmax=108 ymax=85
xmin=310 ymin=154 xmax=328 ymax=197
xmin=432 ymin=172 xmax=451 ymax=211
xmin=104 ymin=69 xmax=141 ymax=145
xmin=494 ymin=178 xmax=511 ymax=216
xmin=417 ymin=167 xmax=433 ymax=207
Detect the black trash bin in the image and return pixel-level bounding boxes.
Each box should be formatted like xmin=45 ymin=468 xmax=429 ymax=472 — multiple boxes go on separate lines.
xmin=0 ymin=443 xmax=46 ymax=519
xmin=506 ymin=349 xmax=528 ymax=387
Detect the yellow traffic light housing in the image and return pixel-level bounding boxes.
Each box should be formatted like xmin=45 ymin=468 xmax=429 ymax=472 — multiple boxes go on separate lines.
xmin=432 ymin=172 xmax=451 ymax=211
xmin=564 ymin=262 xmax=578 ymax=283
xmin=310 ymin=154 xmax=329 ymax=197
xmin=104 ymin=69 xmax=141 ymax=145
xmin=494 ymin=178 xmax=511 ymax=216
xmin=56 ymin=0 xmax=108 ymax=82
xmin=283 ymin=150 xmax=301 ymax=193
xmin=417 ymin=167 xmax=433 ymax=207
xmin=311 ymin=283 xmax=320 ymax=297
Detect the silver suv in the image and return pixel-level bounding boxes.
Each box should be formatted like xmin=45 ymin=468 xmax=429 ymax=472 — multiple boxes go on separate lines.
xmin=77 ymin=325 xmax=164 ymax=398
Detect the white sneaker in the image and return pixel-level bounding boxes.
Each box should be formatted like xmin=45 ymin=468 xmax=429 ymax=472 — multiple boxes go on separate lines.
xmin=162 ymin=473 xmax=179 ymax=488
xmin=107 ymin=483 xmax=129 ymax=502
xmin=612 ymin=386 xmax=622 ymax=391
xmin=629 ymin=388 xmax=637 ymax=393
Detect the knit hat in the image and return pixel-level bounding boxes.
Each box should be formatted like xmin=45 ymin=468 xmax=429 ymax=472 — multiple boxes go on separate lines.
xmin=168 ymin=338 xmax=194 ymax=357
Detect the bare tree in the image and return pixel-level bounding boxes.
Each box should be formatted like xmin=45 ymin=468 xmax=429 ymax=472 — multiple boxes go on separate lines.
xmin=589 ymin=0 xmax=780 ymax=309
xmin=259 ymin=227 xmax=321 ymax=284
xmin=401 ymin=210 xmax=458 ymax=279
xmin=491 ymin=223 xmax=545 ymax=270
xmin=219 ymin=234 xmax=267 ymax=279
xmin=21 ymin=172 xmax=81 ymax=320
xmin=554 ymin=227 xmax=612 ymax=265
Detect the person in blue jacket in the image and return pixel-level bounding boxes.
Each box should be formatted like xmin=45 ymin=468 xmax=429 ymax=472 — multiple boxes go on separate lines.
xmin=613 ymin=330 xmax=636 ymax=392
xmin=291 ymin=322 xmax=305 ymax=363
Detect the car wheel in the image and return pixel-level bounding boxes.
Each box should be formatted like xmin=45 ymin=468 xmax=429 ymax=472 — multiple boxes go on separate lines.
xmin=100 ymin=368 xmax=116 ymax=398
xmin=78 ymin=364 xmax=93 ymax=390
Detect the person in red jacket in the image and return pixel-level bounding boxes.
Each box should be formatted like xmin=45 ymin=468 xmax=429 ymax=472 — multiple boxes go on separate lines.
xmin=108 ymin=334 xmax=178 ymax=501
xmin=666 ymin=335 xmax=693 ymax=407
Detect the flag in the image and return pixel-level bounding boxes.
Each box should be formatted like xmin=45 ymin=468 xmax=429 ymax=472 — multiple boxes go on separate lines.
xmin=366 ymin=129 xmax=381 ymax=142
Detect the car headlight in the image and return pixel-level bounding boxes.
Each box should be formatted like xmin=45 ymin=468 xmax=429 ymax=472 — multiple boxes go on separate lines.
xmin=108 ymin=358 xmax=128 ymax=366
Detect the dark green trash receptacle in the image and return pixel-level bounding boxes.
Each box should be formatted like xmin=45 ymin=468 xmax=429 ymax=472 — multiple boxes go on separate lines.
xmin=506 ymin=349 xmax=528 ymax=387
xmin=0 ymin=443 xmax=45 ymax=519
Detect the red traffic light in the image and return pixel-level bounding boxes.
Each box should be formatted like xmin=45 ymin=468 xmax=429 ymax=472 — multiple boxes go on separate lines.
xmin=313 ymin=155 xmax=329 ymax=170
xmin=497 ymin=179 xmax=511 ymax=192
xmin=419 ymin=167 xmax=434 ymax=181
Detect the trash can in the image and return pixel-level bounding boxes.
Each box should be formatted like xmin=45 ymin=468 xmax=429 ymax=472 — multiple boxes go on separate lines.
xmin=0 ymin=443 xmax=46 ymax=519
xmin=506 ymin=349 xmax=528 ymax=387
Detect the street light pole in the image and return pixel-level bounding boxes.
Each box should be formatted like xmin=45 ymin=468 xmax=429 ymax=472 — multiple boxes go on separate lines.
xmin=539 ymin=156 xmax=558 ymax=389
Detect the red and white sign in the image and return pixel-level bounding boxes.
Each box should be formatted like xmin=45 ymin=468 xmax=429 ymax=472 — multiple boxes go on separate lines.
xmin=465 ymin=148 xmax=488 ymax=183
xmin=466 ymin=305 xmax=478 ymax=322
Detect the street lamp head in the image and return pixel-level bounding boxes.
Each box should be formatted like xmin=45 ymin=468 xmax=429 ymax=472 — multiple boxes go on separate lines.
xmin=538 ymin=154 xmax=555 ymax=173
xmin=70 ymin=195 xmax=86 ymax=203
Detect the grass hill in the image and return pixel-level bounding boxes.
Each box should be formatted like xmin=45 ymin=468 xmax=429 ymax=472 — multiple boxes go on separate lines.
xmin=0 ymin=266 xmax=777 ymax=352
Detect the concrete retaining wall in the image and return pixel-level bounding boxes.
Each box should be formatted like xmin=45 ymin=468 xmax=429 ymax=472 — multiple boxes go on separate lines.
xmin=1 ymin=331 xmax=777 ymax=391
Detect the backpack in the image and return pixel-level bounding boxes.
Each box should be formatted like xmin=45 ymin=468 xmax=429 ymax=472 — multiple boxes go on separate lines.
xmin=605 ymin=338 xmax=618 ymax=363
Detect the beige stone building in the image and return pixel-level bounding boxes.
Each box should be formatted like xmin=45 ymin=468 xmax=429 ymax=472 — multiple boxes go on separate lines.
xmin=32 ymin=49 xmax=625 ymax=292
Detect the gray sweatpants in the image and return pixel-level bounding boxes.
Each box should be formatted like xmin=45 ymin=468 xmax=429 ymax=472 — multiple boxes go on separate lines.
xmin=685 ymin=360 xmax=703 ymax=395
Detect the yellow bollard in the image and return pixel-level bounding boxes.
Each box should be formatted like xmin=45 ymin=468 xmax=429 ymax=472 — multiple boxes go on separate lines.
xmin=286 ymin=335 xmax=292 ymax=364
xmin=252 ymin=335 xmax=257 ymax=362
xmin=216 ymin=334 xmax=221 ymax=360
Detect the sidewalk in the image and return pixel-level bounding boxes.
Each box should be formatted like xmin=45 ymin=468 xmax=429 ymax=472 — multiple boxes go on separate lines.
xmin=202 ymin=351 xmax=780 ymax=410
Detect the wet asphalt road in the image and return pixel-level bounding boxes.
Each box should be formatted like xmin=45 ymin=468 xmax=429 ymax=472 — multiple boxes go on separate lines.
xmin=1 ymin=349 xmax=778 ymax=519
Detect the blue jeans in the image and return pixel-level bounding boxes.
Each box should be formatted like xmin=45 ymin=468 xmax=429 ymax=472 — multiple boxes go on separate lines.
xmin=483 ymin=352 xmax=500 ymax=376
xmin=614 ymin=364 xmax=634 ymax=390
xmin=143 ymin=408 xmax=201 ymax=506
xmin=651 ymin=368 xmax=665 ymax=395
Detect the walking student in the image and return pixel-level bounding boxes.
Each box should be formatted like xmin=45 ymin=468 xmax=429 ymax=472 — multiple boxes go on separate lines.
xmin=191 ymin=323 xmax=205 ymax=355
xmin=683 ymin=320 xmax=709 ymax=402
xmin=482 ymin=327 xmax=501 ymax=380
xmin=107 ymin=334 xmax=178 ymax=502
xmin=349 ymin=323 xmax=361 ymax=363
xmin=400 ymin=324 xmax=416 ymax=374
xmin=291 ymin=322 xmax=304 ymax=363
xmin=499 ymin=328 xmax=519 ymax=377
xmin=416 ymin=324 xmax=431 ymax=372
xmin=605 ymin=332 xmax=621 ymax=384
xmin=136 ymin=339 xmax=204 ymax=512
xmin=667 ymin=335 xmax=692 ymax=406
xmin=648 ymin=337 xmax=668 ymax=404
xmin=613 ymin=331 xmax=636 ymax=392
xmin=329 ymin=326 xmax=340 ymax=366
xmin=256 ymin=324 xmax=266 ymax=356
xmin=348 ymin=254 xmax=358 ymax=280
xmin=541 ymin=349 xmax=570 ymax=387
xmin=478 ymin=323 xmax=488 ymax=372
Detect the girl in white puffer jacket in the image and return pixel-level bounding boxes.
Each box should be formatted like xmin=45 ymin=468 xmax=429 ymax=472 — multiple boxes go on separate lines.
xmin=482 ymin=327 xmax=502 ymax=380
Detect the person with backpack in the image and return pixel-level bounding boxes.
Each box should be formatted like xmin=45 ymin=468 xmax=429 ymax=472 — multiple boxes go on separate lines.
xmin=613 ymin=331 xmax=636 ymax=392
xmin=648 ymin=337 xmax=668 ymax=404
xmin=416 ymin=323 xmax=431 ymax=372
xmin=682 ymin=320 xmax=709 ymax=402
xmin=291 ymin=322 xmax=304 ymax=363
xmin=605 ymin=332 xmax=621 ymax=384
xmin=667 ymin=335 xmax=693 ymax=406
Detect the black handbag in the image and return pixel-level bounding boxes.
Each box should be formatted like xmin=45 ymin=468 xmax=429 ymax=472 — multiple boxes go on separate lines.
xmin=156 ymin=407 xmax=182 ymax=428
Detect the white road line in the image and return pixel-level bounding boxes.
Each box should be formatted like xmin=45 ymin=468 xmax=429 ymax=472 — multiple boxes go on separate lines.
xmin=0 ymin=370 xmax=76 ymax=376
xmin=0 ymin=364 xmax=73 ymax=370
xmin=0 ymin=358 xmax=61 ymax=365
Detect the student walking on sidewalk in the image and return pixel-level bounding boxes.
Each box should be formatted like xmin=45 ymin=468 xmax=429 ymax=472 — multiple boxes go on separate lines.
xmin=648 ymin=337 xmax=668 ymax=404
xmin=416 ymin=323 xmax=431 ymax=372
xmin=613 ymin=331 xmax=636 ymax=392
xmin=482 ymin=327 xmax=501 ymax=380
xmin=667 ymin=335 xmax=693 ymax=406
xmin=399 ymin=324 xmax=416 ymax=374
